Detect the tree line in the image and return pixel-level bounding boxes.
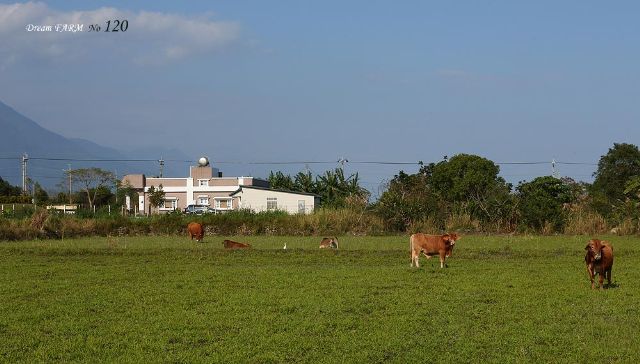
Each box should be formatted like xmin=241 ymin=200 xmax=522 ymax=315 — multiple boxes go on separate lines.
xmin=2 ymin=142 xmax=640 ymax=233
xmin=267 ymin=143 xmax=640 ymax=233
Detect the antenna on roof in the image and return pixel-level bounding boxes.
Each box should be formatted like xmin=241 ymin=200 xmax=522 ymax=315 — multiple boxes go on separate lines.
xmin=159 ymin=157 xmax=164 ymax=177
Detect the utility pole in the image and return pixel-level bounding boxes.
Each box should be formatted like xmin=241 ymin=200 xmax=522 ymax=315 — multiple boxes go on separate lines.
xmin=68 ymin=164 xmax=72 ymax=204
xmin=159 ymin=157 xmax=165 ymax=178
xmin=552 ymin=159 xmax=559 ymax=178
xmin=337 ymin=157 xmax=348 ymax=169
xmin=114 ymin=169 xmax=118 ymax=205
xmin=21 ymin=153 xmax=28 ymax=194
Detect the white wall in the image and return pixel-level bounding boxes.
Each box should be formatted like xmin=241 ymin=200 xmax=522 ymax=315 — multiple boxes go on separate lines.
xmin=237 ymin=188 xmax=316 ymax=214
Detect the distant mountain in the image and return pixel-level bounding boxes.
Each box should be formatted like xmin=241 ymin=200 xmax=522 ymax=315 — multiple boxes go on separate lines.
xmin=0 ymin=100 xmax=192 ymax=190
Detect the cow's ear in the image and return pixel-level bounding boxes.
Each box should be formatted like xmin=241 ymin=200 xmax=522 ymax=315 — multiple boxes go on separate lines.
xmin=584 ymin=244 xmax=590 ymax=250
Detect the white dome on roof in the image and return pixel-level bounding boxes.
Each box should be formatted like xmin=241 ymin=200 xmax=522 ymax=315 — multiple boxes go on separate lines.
xmin=198 ymin=157 xmax=210 ymax=166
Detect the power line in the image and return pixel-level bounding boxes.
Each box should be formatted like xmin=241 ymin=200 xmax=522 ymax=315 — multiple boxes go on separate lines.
xmin=0 ymin=154 xmax=603 ymax=166
xmin=214 ymin=161 xmax=335 ymax=165
xmin=349 ymin=161 xmax=420 ymax=165
xmin=28 ymin=157 xmax=160 ymax=162
xmin=495 ymin=161 xmax=549 ymax=165
xmin=556 ymin=161 xmax=598 ymax=165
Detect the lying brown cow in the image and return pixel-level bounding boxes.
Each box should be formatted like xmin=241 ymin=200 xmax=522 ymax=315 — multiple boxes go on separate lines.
xmin=223 ymin=239 xmax=252 ymax=249
xmin=585 ymin=239 xmax=614 ymax=290
xmin=410 ymin=233 xmax=459 ymax=268
xmin=319 ymin=237 xmax=339 ymax=249
xmin=187 ymin=222 xmax=204 ymax=242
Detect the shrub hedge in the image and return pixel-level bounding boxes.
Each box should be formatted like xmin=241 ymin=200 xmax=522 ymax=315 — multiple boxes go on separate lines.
xmin=0 ymin=207 xmax=635 ymax=242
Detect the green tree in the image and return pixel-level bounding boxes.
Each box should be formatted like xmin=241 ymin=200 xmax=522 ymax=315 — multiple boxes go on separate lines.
xmin=269 ymin=168 xmax=368 ymax=208
xmin=93 ymin=186 xmax=114 ymax=206
xmin=293 ymin=171 xmax=316 ymax=193
xmin=591 ymin=143 xmax=640 ymax=216
xmin=428 ymin=154 xmax=514 ymax=223
xmin=316 ymin=168 xmax=368 ymax=208
xmin=147 ymin=184 xmax=166 ymax=215
xmin=116 ymin=181 xmax=138 ymax=210
xmin=516 ymin=176 xmax=573 ymax=232
xmin=67 ymin=168 xmax=115 ymax=210
xmin=0 ymin=177 xmax=22 ymax=196
xmin=375 ymin=170 xmax=442 ymax=231
xmin=268 ymin=171 xmax=294 ymax=190
xmin=33 ymin=182 xmax=49 ymax=205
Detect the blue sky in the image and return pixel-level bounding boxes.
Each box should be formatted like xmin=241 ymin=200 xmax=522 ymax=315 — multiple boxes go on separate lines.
xmin=1 ymin=1 xmax=639 ymax=195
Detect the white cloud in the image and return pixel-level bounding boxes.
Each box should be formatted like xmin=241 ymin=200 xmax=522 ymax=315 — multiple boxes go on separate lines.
xmin=0 ymin=2 xmax=241 ymax=67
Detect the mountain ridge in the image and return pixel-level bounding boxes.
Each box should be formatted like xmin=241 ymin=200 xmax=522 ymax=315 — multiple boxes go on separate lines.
xmin=0 ymin=100 xmax=193 ymax=189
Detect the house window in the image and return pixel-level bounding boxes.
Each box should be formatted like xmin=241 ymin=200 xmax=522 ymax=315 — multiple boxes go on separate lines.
xmin=298 ymin=200 xmax=305 ymax=214
xmin=215 ymin=199 xmax=232 ymax=209
xmin=163 ymin=199 xmax=177 ymax=209
xmin=198 ymin=179 xmax=209 ymax=187
xmin=267 ymin=197 xmax=277 ymax=210
xmin=198 ymin=196 xmax=209 ymax=205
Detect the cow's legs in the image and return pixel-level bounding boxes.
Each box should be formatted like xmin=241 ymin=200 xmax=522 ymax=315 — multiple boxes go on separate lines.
xmin=439 ymin=252 xmax=446 ymax=268
xmin=598 ymin=271 xmax=604 ymax=290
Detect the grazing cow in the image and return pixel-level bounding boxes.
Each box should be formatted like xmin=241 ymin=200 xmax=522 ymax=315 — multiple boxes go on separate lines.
xmin=319 ymin=237 xmax=339 ymax=249
xmin=187 ymin=222 xmax=204 ymax=242
xmin=223 ymin=239 xmax=252 ymax=249
xmin=410 ymin=233 xmax=459 ymax=268
xmin=585 ymin=239 xmax=614 ymax=290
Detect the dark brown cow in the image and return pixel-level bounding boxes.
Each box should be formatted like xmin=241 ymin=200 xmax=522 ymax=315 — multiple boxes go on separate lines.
xmin=319 ymin=237 xmax=339 ymax=249
xmin=187 ymin=222 xmax=204 ymax=242
xmin=223 ymin=239 xmax=252 ymax=249
xmin=585 ymin=239 xmax=614 ymax=290
xmin=410 ymin=233 xmax=459 ymax=268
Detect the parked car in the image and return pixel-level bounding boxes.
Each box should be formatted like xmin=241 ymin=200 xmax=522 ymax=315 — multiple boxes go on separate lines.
xmin=183 ymin=204 xmax=214 ymax=214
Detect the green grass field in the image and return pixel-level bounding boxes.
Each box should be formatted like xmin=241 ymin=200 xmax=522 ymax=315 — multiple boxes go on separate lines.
xmin=1 ymin=235 xmax=639 ymax=363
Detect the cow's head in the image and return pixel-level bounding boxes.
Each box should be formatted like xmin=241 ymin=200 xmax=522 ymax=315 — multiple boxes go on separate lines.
xmin=444 ymin=233 xmax=459 ymax=246
xmin=585 ymin=239 xmax=604 ymax=261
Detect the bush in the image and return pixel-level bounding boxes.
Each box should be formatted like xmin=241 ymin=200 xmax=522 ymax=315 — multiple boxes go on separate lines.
xmin=0 ymin=196 xmax=32 ymax=204
xmin=516 ymin=176 xmax=573 ymax=233
xmin=564 ymin=206 xmax=609 ymax=235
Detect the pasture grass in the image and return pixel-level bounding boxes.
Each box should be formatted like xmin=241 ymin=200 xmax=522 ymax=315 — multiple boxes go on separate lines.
xmin=1 ymin=235 xmax=639 ymax=363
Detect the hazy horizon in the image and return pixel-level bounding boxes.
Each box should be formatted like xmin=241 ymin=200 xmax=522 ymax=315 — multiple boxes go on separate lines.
xmin=2 ymin=1 xmax=639 ymax=194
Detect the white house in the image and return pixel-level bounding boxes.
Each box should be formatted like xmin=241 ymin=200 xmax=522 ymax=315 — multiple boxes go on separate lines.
xmin=231 ymin=185 xmax=319 ymax=214
xmin=122 ymin=158 xmax=319 ymax=215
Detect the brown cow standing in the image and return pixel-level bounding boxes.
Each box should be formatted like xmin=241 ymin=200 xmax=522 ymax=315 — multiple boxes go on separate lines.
xmin=319 ymin=237 xmax=339 ymax=249
xmin=585 ymin=239 xmax=614 ymax=290
xmin=410 ymin=233 xmax=459 ymax=268
xmin=223 ymin=239 xmax=252 ymax=249
xmin=187 ymin=222 xmax=204 ymax=242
